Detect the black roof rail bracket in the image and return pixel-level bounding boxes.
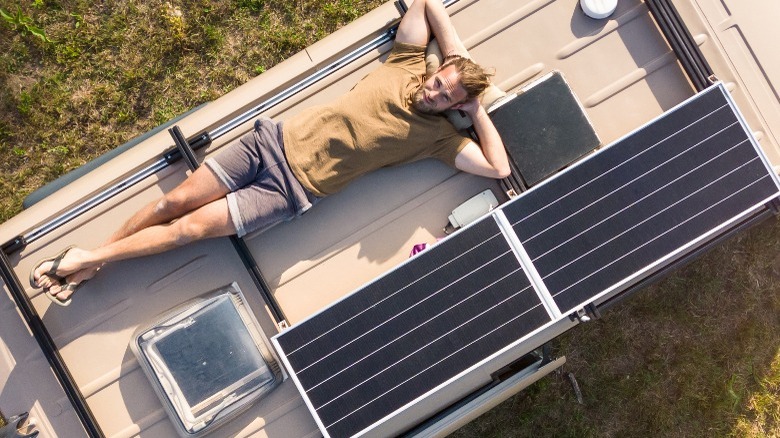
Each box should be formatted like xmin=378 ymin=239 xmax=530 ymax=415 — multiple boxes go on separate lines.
xmin=167 ymin=125 xmax=290 ymax=330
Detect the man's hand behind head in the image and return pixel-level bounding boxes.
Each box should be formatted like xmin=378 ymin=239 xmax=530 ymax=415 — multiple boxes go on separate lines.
xmin=452 ymin=97 xmax=481 ymax=116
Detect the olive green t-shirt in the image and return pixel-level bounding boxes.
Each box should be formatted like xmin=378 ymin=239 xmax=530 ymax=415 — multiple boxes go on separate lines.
xmin=283 ymin=42 xmax=471 ymax=197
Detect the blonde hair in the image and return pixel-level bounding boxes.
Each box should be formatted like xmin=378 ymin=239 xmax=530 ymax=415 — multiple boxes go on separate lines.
xmin=441 ymin=55 xmax=493 ymax=100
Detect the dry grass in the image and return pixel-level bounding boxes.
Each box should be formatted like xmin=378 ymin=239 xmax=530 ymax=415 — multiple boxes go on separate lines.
xmin=1 ymin=1 xmax=779 ymax=437
xmin=0 ymin=0 xmax=378 ymax=221
xmin=453 ymin=217 xmax=780 ymax=437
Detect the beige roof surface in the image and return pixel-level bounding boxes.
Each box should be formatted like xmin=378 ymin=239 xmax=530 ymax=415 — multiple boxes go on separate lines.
xmin=1 ymin=0 xmax=779 ymax=436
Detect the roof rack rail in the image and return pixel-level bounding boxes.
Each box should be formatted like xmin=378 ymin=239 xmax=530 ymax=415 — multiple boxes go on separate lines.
xmin=645 ymin=0 xmax=714 ymax=91
xmin=9 ymin=1 xmax=465 ymax=252
xmin=169 ymin=125 xmax=290 ymax=329
xmin=0 ymin=249 xmax=105 ymax=438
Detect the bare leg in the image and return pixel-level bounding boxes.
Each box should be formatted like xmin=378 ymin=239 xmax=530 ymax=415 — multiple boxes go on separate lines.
xmin=34 ymin=165 xmax=232 ymax=292
xmin=45 ymin=197 xmax=236 ymax=301
xmin=108 ymin=164 xmax=231 ymax=243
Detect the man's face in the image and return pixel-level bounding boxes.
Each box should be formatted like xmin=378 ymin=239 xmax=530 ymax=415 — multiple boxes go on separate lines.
xmin=412 ymin=64 xmax=469 ymax=114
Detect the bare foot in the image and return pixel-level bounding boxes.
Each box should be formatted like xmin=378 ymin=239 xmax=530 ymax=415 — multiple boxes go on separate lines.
xmin=47 ymin=266 xmax=100 ymax=302
xmin=33 ymin=272 xmax=60 ymax=290
xmin=30 ymin=246 xmax=90 ymax=288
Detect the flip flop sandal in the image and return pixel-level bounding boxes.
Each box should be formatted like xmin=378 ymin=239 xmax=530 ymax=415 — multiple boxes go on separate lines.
xmin=45 ymin=281 xmax=82 ymax=307
xmin=28 ymin=245 xmax=75 ymax=289
xmin=1 ymin=411 xmax=39 ymax=438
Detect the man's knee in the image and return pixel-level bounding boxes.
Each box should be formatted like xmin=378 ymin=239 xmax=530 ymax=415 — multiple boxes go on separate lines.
xmin=155 ymin=191 xmax=192 ymax=218
xmin=170 ymin=216 xmax=207 ymax=246
xmin=156 ymin=170 xmax=229 ymax=219
xmin=170 ymin=208 xmax=233 ymax=246
xmin=153 ymin=197 xmax=170 ymax=216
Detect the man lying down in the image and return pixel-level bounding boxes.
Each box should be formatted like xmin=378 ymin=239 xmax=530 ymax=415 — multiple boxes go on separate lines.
xmin=29 ymin=0 xmax=510 ymax=306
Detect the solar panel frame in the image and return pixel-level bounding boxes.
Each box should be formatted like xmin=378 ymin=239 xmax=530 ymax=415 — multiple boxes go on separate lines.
xmin=501 ymin=83 xmax=780 ymax=315
xmin=272 ymin=83 xmax=780 ymax=438
xmin=273 ymin=217 xmax=554 ymax=437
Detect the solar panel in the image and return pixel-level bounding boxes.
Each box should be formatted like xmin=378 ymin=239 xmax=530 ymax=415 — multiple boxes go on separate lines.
xmin=501 ymin=84 xmax=780 ymax=314
xmin=273 ymin=218 xmax=551 ymax=437
xmin=273 ymin=84 xmax=780 ymax=437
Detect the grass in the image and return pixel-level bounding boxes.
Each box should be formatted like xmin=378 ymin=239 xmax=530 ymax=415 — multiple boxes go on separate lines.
xmin=0 ymin=0 xmax=379 ymax=221
xmin=1 ymin=0 xmax=779 ymax=436
xmin=453 ymin=218 xmax=780 ymax=437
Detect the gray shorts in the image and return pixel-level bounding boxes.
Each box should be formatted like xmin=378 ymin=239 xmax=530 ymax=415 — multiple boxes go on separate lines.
xmin=204 ymin=118 xmax=319 ymax=237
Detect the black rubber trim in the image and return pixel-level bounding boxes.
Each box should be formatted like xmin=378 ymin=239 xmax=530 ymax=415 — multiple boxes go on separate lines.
xmin=0 ymin=249 xmax=104 ymax=437
xmin=395 ymin=0 xmax=409 ymax=14
xmin=645 ymin=0 xmax=714 ymax=92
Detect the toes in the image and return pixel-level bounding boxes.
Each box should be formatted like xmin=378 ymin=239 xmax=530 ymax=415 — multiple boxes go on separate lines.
xmin=31 ymin=261 xmax=53 ymax=288
xmin=54 ymin=287 xmax=74 ymax=302
xmin=36 ymin=259 xmax=53 ymax=276
xmin=48 ymin=282 xmax=75 ymax=302
xmin=37 ymin=273 xmax=57 ymax=289
xmin=47 ymin=281 xmax=64 ymax=296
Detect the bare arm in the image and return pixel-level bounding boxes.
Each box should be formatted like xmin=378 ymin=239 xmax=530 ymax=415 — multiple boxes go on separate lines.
xmin=454 ymin=99 xmax=511 ymax=179
xmin=397 ymin=0 xmax=509 ymax=179
xmin=395 ymin=0 xmax=469 ymax=58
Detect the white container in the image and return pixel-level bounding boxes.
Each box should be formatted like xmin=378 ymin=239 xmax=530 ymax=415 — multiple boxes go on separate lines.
xmin=580 ymin=0 xmax=618 ymax=19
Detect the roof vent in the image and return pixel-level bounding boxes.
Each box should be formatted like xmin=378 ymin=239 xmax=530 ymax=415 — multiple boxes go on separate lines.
xmin=132 ymin=283 xmax=282 ymax=437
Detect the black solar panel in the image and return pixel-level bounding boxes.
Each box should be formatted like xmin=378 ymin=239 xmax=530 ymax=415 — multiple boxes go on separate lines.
xmin=273 ymin=84 xmax=780 ymax=437
xmin=274 ymin=218 xmax=550 ymax=437
xmin=502 ymin=85 xmax=780 ymax=313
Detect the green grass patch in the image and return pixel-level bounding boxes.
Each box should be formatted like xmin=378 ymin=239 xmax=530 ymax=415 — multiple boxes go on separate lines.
xmin=454 ymin=218 xmax=780 ymax=437
xmin=0 ymin=0 xmax=383 ymax=219
xmin=1 ymin=1 xmax=779 ymax=437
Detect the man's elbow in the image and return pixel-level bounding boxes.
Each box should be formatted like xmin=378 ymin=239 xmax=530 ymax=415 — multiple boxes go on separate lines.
xmin=481 ymin=166 xmax=510 ymax=180
xmin=493 ymin=163 xmax=511 ymax=179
